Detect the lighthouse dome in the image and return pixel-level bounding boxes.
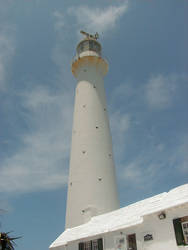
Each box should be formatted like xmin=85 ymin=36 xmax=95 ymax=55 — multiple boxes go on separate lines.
xmin=76 ymin=38 xmax=101 ymax=58
xmin=72 ymin=33 xmax=108 ymax=77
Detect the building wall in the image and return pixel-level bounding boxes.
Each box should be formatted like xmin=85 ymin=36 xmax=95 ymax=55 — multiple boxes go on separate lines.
xmin=62 ymin=204 xmax=188 ymax=250
xmin=135 ymin=205 xmax=188 ymax=250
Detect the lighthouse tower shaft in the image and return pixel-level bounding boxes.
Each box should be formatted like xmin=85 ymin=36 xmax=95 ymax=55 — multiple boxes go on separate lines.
xmin=65 ymin=36 xmax=119 ymax=229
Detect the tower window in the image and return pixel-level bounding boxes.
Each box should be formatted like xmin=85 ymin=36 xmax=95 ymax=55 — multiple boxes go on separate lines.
xmin=79 ymin=238 xmax=103 ymax=250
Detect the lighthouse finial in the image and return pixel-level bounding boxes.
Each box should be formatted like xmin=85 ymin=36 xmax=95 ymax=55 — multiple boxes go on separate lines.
xmin=80 ymin=30 xmax=99 ymax=40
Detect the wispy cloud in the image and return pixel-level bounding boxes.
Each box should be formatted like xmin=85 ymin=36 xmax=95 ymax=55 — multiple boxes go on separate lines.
xmin=174 ymin=135 xmax=188 ymax=174
xmin=0 ymin=9 xmax=76 ymax=195
xmin=109 ymin=73 xmax=188 ymax=190
xmin=110 ymin=111 xmax=131 ymax=159
xmin=111 ymin=112 xmax=130 ymax=135
xmin=68 ymin=3 xmax=128 ymax=34
xmin=53 ymin=11 xmax=65 ymax=31
xmin=116 ymin=130 xmax=188 ymax=190
xmin=121 ymin=160 xmax=158 ymax=187
xmin=118 ymin=147 xmax=168 ymax=189
xmin=145 ymin=74 xmax=178 ymax=109
xmin=0 ymin=26 xmax=15 ymax=91
xmin=0 ymin=86 xmax=73 ymax=193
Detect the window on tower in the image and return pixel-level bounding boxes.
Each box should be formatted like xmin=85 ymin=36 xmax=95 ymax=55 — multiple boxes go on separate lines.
xmin=79 ymin=238 xmax=103 ymax=250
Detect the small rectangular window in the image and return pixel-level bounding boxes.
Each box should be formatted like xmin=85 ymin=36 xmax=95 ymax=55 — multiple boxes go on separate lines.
xmin=78 ymin=238 xmax=103 ymax=250
xmin=173 ymin=216 xmax=188 ymax=246
xmin=127 ymin=234 xmax=137 ymax=250
xmin=182 ymin=222 xmax=188 ymax=244
xmin=85 ymin=241 xmax=92 ymax=250
xmin=97 ymin=238 xmax=103 ymax=250
xmin=92 ymin=239 xmax=98 ymax=250
xmin=79 ymin=242 xmax=84 ymax=250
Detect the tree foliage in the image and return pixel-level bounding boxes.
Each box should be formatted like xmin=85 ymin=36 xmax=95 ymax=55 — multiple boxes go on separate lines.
xmin=0 ymin=232 xmax=21 ymax=250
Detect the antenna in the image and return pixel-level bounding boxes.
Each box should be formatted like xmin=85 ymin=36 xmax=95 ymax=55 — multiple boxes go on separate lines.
xmin=95 ymin=32 xmax=99 ymax=40
xmin=80 ymin=30 xmax=99 ymax=40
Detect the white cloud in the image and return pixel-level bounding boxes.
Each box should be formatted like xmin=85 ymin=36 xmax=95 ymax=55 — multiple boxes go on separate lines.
xmin=113 ymin=83 xmax=133 ymax=100
xmin=145 ymin=74 xmax=178 ymax=109
xmin=111 ymin=111 xmax=130 ymax=135
xmin=119 ymin=134 xmax=188 ymax=189
xmin=108 ymin=74 xmax=188 ymax=191
xmin=53 ymin=11 xmax=65 ymax=31
xmin=0 ymin=0 xmax=14 ymax=16
xmin=174 ymin=136 xmax=188 ymax=174
xmin=0 ymin=27 xmax=15 ymax=91
xmin=110 ymin=111 xmax=131 ymax=159
xmin=121 ymin=159 xmax=158 ymax=188
xmin=52 ymin=10 xmax=74 ymax=87
xmin=0 ymin=10 xmax=76 ymax=194
xmin=0 ymin=86 xmax=73 ymax=193
xmin=156 ymin=143 xmax=165 ymax=152
xmin=68 ymin=3 xmax=128 ymax=34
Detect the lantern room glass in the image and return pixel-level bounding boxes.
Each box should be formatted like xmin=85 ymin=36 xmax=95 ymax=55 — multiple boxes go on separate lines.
xmin=77 ymin=40 xmax=101 ymax=56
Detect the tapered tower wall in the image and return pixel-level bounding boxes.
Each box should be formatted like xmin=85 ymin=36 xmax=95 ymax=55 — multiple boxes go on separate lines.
xmin=65 ymin=38 xmax=119 ymax=229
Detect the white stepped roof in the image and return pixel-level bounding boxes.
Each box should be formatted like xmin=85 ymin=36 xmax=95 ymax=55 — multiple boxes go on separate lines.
xmin=50 ymin=184 xmax=188 ymax=249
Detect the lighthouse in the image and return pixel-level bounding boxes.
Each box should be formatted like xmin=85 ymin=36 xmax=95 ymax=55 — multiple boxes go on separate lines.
xmin=65 ymin=31 xmax=119 ymax=229
xmin=50 ymin=32 xmax=188 ymax=250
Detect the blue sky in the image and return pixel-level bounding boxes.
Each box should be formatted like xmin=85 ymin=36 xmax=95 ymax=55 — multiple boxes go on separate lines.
xmin=0 ymin=0 xmax=187 ymax=249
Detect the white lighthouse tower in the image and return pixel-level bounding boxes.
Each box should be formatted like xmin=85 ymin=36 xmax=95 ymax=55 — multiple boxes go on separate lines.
xmin=50 ymin=31 xmax=188 ymax=250
xmin=65 ymin=31 xmax=119 ymax=229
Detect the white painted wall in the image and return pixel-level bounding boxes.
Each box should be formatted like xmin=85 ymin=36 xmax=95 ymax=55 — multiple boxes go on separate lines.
xmin=62 ymin=205 xmax=188 ymax=250
xmin=134 ymin=205 xmax=188 ymax=250
xmin=65 ymin=50 xmax=119 ymax=229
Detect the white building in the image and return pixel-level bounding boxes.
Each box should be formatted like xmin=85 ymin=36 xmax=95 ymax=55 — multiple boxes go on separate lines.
xmin=50 ymin=184 xmax=188 ymax=250
xmin=50 ymin=33 xmax=188 ymax=250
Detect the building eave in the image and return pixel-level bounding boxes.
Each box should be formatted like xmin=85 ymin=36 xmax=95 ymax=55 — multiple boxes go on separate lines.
xmin=50 ymin=183 xmax=188 ymax=249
